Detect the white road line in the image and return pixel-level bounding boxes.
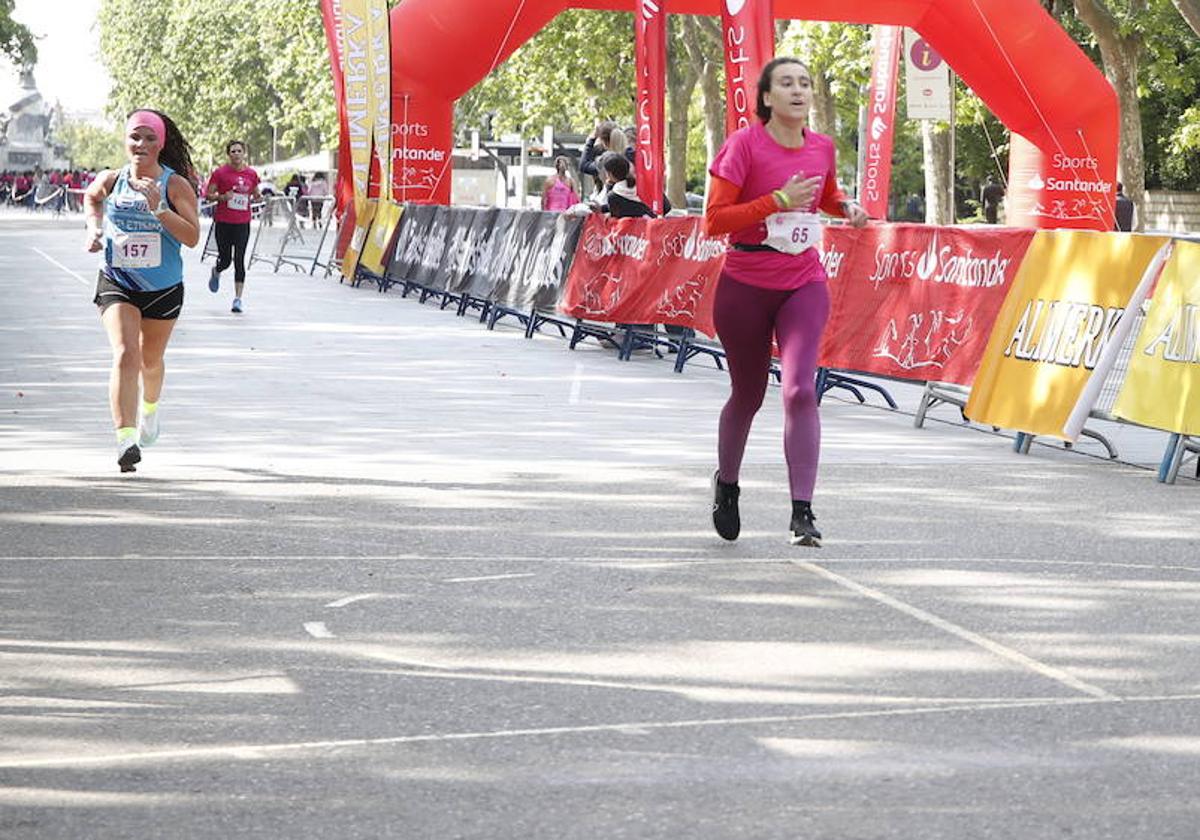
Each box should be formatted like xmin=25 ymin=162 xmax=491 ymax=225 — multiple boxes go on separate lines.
xmin=303 ymin=621 xmax=335 ymax=639
xmin=794 ymin=561 xmax=1121 ymax=701
xmin=31 ymin=247 xmax=90 ymax=286
xmin=568 ymin=362 xmax=584 ymax=405
xmin=8 ymin=693 xmax=1191 ymax=770
xmin=443 ymin=573 xmax=536 ymax=583
xmin=324 ymin=594 xmax=377 ymax=609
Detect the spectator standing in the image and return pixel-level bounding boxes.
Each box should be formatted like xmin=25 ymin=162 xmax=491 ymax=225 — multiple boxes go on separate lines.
xmin=1114 ymin=182 xmax=1135 ymax=232
xmin=541 ymin=156 xmax=581 ymax=212
xmin=981 ymin=174 xmax=1005 ymax=224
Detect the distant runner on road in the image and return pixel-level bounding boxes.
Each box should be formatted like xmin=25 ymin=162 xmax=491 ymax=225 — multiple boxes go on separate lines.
xmin=205 ymin=140 xmax=261 ymax=314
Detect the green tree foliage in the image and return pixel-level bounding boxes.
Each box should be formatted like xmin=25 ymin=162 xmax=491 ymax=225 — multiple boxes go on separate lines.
xmin=97 ymin=0 xmax=336 ymax=170
xmin=456 ymin=11 xmax=636 ymax=141
xmin=57 ymin=118 xmax=123 ymax=170
xmin=0 ymin=0 xmax=35 ymax=67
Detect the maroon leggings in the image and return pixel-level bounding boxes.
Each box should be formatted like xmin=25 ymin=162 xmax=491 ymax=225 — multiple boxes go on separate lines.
xmin=714 ymin=273 xmax=831 ymax=501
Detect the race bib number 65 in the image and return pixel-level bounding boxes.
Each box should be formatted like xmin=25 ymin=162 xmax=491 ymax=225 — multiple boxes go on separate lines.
xmin=764 ymin=211 xmax=824 ymax=255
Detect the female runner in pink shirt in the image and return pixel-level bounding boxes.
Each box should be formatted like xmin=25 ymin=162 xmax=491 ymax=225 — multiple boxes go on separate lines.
xmin=705 ymin=57 xmax=869 ymax=547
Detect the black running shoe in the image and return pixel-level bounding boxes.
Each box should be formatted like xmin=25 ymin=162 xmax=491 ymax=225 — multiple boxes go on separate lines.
xmin=118 ymin=440 xmax=141 ymax=473
xmin=789 ymin=502 xmax=821 ymax=547
xmin=712 ymin=470 xmax=740 ymax=541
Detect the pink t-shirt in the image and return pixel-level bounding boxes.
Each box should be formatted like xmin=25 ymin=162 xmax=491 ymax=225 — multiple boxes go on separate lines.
xmin=543 ymin=177 xmax=579 ymax=212
xmin=209 ymin=164 xmax=260 ymax=224
xmin=709 ymin=122 xmax=840 ymax=290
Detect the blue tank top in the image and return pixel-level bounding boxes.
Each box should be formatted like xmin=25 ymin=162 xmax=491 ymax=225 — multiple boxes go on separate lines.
xmin=102 ymin=164 xmax=183 ymax=291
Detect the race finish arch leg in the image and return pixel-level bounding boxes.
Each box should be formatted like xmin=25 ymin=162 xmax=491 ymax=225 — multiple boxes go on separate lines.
xmin=385 ymin=0 xmax=1118 ymax=231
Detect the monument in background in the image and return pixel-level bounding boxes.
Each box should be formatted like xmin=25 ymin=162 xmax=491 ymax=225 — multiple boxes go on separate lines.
xmin=1 ymin=67 xmax=68 ymax=171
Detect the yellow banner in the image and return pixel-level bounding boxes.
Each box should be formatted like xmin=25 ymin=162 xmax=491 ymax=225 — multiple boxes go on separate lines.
xmin=340 ymin=0 xmax=372 ymax=219
xmin=1114 ymin=239 xmax=1200 ymax=434
xmin=341 ymin=199 xmax=378 ymax=282
xmin=366 ymin=0 xmax=391 ymax=202
xmin=965 ymin=230 xmax=1169 ymax=438
xmin=358 ymin=202 xmax=403 ymax=277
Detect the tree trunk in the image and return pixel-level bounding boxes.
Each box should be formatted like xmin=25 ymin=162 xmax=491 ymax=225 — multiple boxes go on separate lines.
xmin=1073 ymin=0 xmax=1146 ymax=230
xmin=667 ymin=24 xmax=700 ymax=210
xmin=922 ymin=120 xmax=954 ymax=224
xmin=682 ymin=16 xmax=726 ymax=197
xmin=810 ymin=70 xmax=837 ymax=137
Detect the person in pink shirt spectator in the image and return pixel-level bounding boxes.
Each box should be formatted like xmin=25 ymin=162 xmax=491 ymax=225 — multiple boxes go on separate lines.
xmin=204 ymin=140 xmax=261 ymax=313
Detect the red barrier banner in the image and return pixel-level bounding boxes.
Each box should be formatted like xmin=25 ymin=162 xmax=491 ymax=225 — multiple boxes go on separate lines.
xmin=560 ymin=215 xmax=726 ymax=337
xmin=818 ymin=224 xmax=1036 ymax=385
xmin=859 ymin=25 xmax=902 ymax=220
xmin=634 ymin=0 xmax=667 ymax=216
xmin=721 ymin=0 xmax=775 ymax=137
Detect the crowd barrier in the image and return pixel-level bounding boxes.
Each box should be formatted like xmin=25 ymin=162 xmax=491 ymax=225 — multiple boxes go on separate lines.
xmin=339 ymin=203 xmax=1198 ymax=487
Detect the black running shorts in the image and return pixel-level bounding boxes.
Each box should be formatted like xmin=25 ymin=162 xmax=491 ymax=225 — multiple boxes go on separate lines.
xmin=93 ymin=272 xmax=184 ymax=320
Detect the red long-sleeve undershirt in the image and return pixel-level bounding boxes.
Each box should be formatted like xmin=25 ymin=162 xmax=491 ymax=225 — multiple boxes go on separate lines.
xmin=704 ymin=174 xmax=850 ymax=238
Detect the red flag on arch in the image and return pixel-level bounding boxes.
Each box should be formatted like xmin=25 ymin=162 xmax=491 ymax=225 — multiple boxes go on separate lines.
xmin=721 ymin=0 xmax=775 ymax=137
xmin=634 ymin=0 xmax=667 ymax=215
xmin=858 ymin=25 xmax=902 ymax=220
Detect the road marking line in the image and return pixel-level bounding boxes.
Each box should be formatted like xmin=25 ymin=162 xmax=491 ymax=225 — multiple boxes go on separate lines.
xmin=31 ymin=247 xmax=89 ymax=286
xmin=303 ymin=622 xmax=334 ymax=639
xmin=794 ymin=561 xmax=1121 ymax=701
xmin=568 ymin=362 xmax=584 ymax=405
xmin=8 ymin=693 xmax=1190 ymax=770
xmin=443 ymin=573 xmax=535 ymax=583
xmin=324 ymin=594 xmax=377 ymax=609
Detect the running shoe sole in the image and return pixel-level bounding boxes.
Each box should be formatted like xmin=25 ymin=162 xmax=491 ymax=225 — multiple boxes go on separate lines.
xmin=788 ymin=531 xmax=821 ymax=548
xmin=118 ymin=444 xmax=142 ymax=473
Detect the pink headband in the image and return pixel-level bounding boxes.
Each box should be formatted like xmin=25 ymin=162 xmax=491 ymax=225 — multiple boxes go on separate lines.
xmin=126 ymin=111 xmax=166 ymax=146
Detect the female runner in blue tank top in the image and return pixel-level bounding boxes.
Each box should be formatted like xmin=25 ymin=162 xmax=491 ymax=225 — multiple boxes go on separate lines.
xmin=84 ymin=109 xmax=200 ymax=472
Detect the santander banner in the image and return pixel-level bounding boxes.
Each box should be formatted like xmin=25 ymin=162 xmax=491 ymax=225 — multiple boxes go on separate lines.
xmin=389 ymin=94 xmax=454 ymax=204
xmin=635 ymin=0 xmax=667 ymax=215
xmin=818 ymin=224 xmax=1036 ymax=385
xmin=560 ymin=215 xmax=725 ymax=337
xmin=721 ymin=0 xmax=775 ymax=137
xmin=859 ymin=25 xmax=902 ymax=220
xmin=1007 ymin=133 xmax=1116 ymax=231
xmin=559 ymin=215 xmax=1039 ymax=386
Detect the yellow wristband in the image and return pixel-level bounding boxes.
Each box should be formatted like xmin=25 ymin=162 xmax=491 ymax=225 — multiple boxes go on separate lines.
xmin=773 ymin=189 xmax=791 ymax=209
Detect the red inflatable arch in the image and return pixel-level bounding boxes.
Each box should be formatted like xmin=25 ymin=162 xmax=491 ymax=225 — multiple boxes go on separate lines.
xmin=389 ymin=0 xmax=1118 ymax=230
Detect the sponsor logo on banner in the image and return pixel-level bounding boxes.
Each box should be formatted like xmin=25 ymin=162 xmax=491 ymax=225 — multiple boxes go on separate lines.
xmin=860 ymin=26 xmax=902 ymax=219
xmin=659 ymin=227 xmax=728 ymax=263
xmin=582 ymin=228 xmax=650 ymax=261
xmin=866 ymin=231 xmax=1016 ymax=289
xmin=1142 ymin=304 xmax=1200 ymax=363
xmin=340 ymin=1 xmax=371 ymax=215
xmin=1009 ymin=135 xmax=1112 ymax=226
xmin=1002 ymin=298 xmax=1123 ymax=369
xmin=721 ymin=0 xmax=772 ymax=136
xmin=818 ymin=225 xmax=1036 ymax=385
xmin=635 ymin=0 xmax=666 ymax=214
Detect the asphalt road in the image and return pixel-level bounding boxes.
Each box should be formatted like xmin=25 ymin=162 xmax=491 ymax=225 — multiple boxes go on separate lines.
xmin=1 ymin=213 xmax=1198 ymax=840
